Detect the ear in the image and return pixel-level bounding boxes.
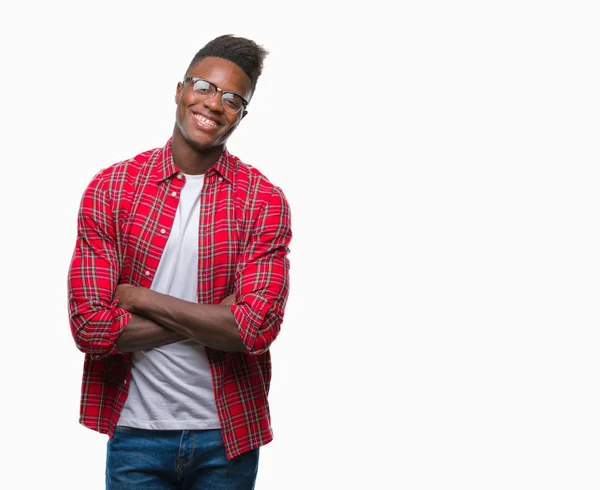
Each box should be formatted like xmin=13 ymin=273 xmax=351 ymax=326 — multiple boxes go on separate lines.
xmin=175 ymin=82 xmax=183 ymax=104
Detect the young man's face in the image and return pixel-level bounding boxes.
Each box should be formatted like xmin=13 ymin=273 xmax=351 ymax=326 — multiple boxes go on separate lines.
xmin=174 ymin=56 xmax=253 ymax=151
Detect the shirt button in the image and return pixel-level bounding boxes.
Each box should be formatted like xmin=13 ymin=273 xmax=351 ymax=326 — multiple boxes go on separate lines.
xmin=171 ymin=191 xmax=177 ymax=197
xmin=218 ymin=177 xmax=223 ymax=182
xmin=176 ymin=174 xmax=183 ymax=180
xmin=145 ymin=271 xmax=150 ymax=276
xmin=160 ymin=228 xmax=166 ymax=234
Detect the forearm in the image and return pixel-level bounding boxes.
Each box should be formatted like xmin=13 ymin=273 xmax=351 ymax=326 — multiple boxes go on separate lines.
xmin=133 ymin=290 xmax=246 ymax=352
xmin=115 ymin=314 xmax=187 ymax=352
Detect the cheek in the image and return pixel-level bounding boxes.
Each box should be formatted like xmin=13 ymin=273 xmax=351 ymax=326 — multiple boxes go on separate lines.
xmin=216 ymin=121 xmax=240 ymax=141
xmin=175 ymin=103 xmax=184 ymax=121
xmin=174 ymin=109 xmax=186 ymax=134
xmin=225 ymin=114 xmax=242 ymax=131
xmin=176 ymin=103 xmax=194 ymax=131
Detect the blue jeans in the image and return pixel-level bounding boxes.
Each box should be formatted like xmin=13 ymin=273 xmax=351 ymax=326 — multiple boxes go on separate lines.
xmin=106 ymin=427 xmax=259 ymax=489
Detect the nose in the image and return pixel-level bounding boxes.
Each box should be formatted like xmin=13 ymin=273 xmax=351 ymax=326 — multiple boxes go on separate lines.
xmin=203 ymin=91 xmax=224 ymax=113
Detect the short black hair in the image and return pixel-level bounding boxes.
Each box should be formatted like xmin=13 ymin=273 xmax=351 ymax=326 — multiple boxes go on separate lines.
xmin=187 ymin=34 xmax=269 ymax=91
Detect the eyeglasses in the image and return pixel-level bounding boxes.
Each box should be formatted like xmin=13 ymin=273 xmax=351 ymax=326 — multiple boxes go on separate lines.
xmin=183 ymin=77 xmax=249 ymax=115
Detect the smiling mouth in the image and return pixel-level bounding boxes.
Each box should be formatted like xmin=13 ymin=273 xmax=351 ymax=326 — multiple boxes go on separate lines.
xmin=193 ymin=113 xmax=219 ymax=129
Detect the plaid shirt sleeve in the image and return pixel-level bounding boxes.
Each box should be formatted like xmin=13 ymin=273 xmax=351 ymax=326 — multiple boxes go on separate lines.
xmin=67 ymin=171 xmax=131 ymax=360
xmin=232 ymin=186 xmax=292 ymax=355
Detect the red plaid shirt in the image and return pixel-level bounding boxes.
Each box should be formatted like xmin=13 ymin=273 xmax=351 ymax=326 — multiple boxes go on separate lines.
xmin=67 ymin=139 xmax=291 ymax=459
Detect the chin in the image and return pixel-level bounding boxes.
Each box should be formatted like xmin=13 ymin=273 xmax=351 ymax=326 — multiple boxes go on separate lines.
xmin=175 ymin=121 xmax=228 ymax=152
xmin=189 ymin=135 xmax=226 ymax=151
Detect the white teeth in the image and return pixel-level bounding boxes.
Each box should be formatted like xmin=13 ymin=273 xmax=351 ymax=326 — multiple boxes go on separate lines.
xmin=194 ymin=114 xmax=217 ymax=127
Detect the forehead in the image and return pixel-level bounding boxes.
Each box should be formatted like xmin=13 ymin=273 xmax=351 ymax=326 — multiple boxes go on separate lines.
xmin=186 ymin=56 xmax=252 ymax=99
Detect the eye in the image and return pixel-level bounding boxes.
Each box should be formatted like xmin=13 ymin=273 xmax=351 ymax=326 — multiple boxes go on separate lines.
xmin=223 ymin=98 xmax=238 ymax=109
xmin=223 ymin=94 xmax=243 ymax=111
xmin=193 ymin=80 xmax=213 ymax=94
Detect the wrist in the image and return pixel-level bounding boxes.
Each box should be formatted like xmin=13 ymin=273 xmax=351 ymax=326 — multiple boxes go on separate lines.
xmin=129 ymin=287 xmax=150 ymax=314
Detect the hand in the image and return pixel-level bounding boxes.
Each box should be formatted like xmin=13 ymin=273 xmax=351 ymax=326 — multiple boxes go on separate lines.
xmin=114 ymin=284 xmax=140 ymax=313
xmin=220 ymin=293 xmax=236 ymax=305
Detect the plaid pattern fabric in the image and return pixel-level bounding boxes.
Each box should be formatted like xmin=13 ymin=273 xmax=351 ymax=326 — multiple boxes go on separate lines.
xmin=67 ymin=139 xmax=292 ymax=459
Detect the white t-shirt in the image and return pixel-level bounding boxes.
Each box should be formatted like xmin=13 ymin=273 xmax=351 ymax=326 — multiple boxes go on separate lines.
xmin=118 ymin=173 xmax=220 ymax=430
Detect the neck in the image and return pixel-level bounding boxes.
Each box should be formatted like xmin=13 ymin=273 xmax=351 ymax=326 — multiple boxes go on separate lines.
xmin=171 ymin=129 xmax=224 ymax=175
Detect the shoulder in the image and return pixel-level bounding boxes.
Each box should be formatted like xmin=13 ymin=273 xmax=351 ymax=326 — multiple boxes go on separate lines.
xmin=93 ymin=147 xmax=161 ymax=185
xmin=229 ymin=154 xmax=290 ymax=210
xmin=84 ymin=146 xmax=162 ymax=196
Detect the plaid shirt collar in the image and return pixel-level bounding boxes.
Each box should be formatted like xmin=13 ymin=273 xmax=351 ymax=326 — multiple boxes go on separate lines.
xmin=152 ymin=138 xmax=234 ymax=184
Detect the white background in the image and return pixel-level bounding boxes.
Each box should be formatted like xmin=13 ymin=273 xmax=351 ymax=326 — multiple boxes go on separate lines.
xmin=1 ymin=1 xmax=599 ymax=489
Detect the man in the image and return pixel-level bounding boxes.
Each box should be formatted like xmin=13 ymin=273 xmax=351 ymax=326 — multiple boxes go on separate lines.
xmin=67 ymin=34 xmax=292 ymax=489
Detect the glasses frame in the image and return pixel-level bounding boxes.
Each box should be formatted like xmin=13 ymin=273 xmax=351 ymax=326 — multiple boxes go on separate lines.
xmin=182 ymin=77 xmax=249 ymax=114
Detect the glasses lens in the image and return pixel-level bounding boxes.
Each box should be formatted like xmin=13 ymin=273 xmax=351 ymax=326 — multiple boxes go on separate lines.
xmin=192 ymin=79 xmax=216 ymax=99
xmin=221 ymin=94 xmax=244 ymax=114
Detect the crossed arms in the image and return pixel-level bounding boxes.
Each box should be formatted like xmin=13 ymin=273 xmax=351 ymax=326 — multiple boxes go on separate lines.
xmin=68 ymin=173 xmax=291 ymax=359
xmin=113 ymin=287 xmax=243 ymax=352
